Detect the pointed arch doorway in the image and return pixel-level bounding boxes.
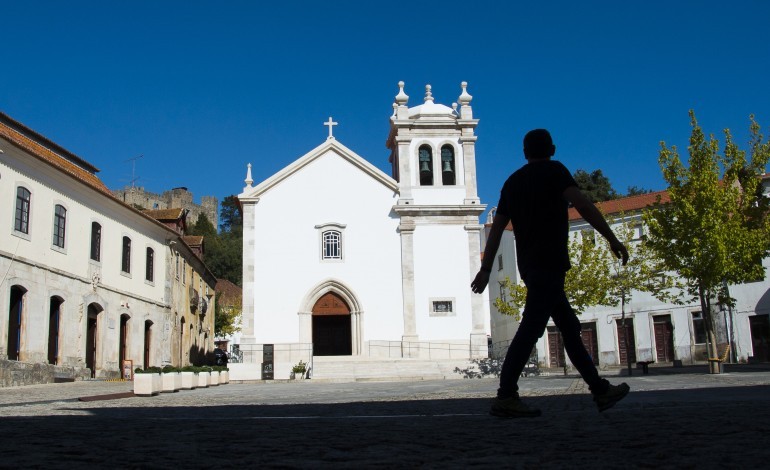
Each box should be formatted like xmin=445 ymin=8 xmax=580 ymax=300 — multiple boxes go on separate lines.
xmin=312 ymin=292 xmax=352 ymax=356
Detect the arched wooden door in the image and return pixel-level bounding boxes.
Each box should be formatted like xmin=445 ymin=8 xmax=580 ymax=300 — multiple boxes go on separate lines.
xmin=312 ymin=292 xmax=352 ymax=356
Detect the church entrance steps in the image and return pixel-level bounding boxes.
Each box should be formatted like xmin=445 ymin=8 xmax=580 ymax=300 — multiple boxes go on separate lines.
xmin=309 ymin=356 xmax=478 ymax=381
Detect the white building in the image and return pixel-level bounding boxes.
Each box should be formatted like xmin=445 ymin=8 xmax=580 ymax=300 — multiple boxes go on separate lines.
xmin=487 ymin=189 xmax=770 ymax=370
xmin=237 ymin=82 xmax=490 ymax=379
xmin=0 ymin=113 xmax=215 ymax=386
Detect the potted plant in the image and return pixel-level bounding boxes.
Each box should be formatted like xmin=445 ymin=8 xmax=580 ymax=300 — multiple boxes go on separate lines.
xmin=291 ymin=360 xmax=307 ymax=380
xmin=180 ymin=365 xmax=198 ymax=390
xmin=219 ymin=366 xmax=230 ymax=384
xmin=133 ymin=367 xmax=162 ymax=396
xmin=209 ymin=366 xmax=221 ymax=386
xmin=197 ymin=366 xmax=211 ymax=388
xmin=161 ymin=365 xmax=181 ymax=393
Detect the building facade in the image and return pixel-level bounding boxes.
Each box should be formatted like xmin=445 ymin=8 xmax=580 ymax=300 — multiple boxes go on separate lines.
xmin=487 ymin=188 xmax=770 ymax=370
xmin=0 ymin=113 xmax=215 ymax=386
xmin=237 ymin=82 xmax=489 ymax=379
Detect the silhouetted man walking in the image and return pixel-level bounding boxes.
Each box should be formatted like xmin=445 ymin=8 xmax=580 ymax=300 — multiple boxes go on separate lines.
xmin=472 ymin=129 xmax=630 ymax=417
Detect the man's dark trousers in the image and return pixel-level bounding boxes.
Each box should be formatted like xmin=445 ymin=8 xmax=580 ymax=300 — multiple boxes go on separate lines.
xmin=497 ymin=270 xmax=608 ymax=399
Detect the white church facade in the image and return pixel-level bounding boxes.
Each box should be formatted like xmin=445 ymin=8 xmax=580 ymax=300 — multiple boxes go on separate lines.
xmin=236 ymin=82 xmax=490 ymax=379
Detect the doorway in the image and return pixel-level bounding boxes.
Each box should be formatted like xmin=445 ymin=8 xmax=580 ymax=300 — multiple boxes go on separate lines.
xmin=312 ymin=292 xmax=352 ymax=356
xmin=86 ymin=304 xmax=101 ymax=378
xmin=580 ymin=322 xmax=599 ymax=366
xmin=547 ymin=326 xmax=565 ymax=368
xmin=119 ymin=314 xmax=129 ymax=371
xmin=616 ymin=318 xmax=637 ymax=365
xmin=48 ymin=297 xmax=63 ymax=365
xmin=749 ymin=315 xmax=770 ymax=362
xmin=653 ymin=315 xmax=675 ymax=362
xmin=7 ymin=286 xmax=26 ymax=361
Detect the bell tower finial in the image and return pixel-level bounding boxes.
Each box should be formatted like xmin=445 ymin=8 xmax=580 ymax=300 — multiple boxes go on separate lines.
xmin=244 ymin=163 xmax=253 ymax=189
xmin=395 ymin=81 xmax=409 ymax=106
xmin=424 ymin=84 xmax=434 ymax=102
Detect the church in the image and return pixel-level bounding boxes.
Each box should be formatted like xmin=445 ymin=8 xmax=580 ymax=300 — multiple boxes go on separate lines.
xmin=235 ymin=82 xmax=490 ymax=380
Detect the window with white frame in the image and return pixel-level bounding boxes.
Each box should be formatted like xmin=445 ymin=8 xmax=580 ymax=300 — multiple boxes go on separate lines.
xmin=121 ymin=236 xmax=131 ymax=274
xmin=145 ymin=247 xmax=154 ymax=282
xmin=52 ymin=204 xmax=66 ymax=249
xmin=14 ymin=186 xmax=31 ymax=235
xmin=322 ymin=231 xmax=341 ymax=259
xmin=429 ymin=298 xmax=456 ymax=317
xmin=90 ymin=222 xmax=102 ymax=261
xmin=316 ymin=223 xmax=346 ymax=261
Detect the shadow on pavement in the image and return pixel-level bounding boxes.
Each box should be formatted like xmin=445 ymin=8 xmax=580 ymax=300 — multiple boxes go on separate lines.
xmin=3 ymin=385 xmax=770 ymax=468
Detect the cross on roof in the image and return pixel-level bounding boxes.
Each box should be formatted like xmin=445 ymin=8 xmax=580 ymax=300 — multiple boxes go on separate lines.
xmin=324 ymin=116 xmax=338 ymax=140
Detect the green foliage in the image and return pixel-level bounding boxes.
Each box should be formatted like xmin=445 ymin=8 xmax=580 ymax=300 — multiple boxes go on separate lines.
xmin=214 ymin=295 xmax=242 ymax=337
xmin=573 ymin=169 xmax=618 ymax=203
xmin=643 ymin=111 xmax=770 ymax=366
xmin=495 ymin=230 xmax=616 ymax=320
xmin=292 ymin=360 xmax=307 ymax=373
xmin=495 ymin=214 xmax=678 ymax=321
xmin=187 ymin=197 xmax=243 ymax=286
xmin=626 ymin=185 xmax=653 ymax=197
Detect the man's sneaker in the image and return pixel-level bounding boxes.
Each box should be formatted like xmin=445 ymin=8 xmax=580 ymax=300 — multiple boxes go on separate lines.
xmin=490 ymin=397 xmax=542 ymax=418
xmin=594 ymin=382 xmax=630 ymax=412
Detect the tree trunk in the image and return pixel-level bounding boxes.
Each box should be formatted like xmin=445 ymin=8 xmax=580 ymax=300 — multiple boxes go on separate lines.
xmin=699 ymin=285 xmax=720 ymax=374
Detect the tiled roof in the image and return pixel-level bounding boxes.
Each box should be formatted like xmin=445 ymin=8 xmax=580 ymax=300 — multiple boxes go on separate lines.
xmin=216 ymin=279 xmax=242 ymax=305
xmin=569 ymin=190 xmax=670 ymax=221
xmin=143 ymin=208 xmax=186 ymax=221
xmin=0 ymin=112 xmax=109 ymax=194
xmin=183 ymin=235 xmax=204 ymax=246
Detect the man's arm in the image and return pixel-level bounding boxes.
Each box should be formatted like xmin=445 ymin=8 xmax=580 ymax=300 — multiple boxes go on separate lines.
xmin=563 ymin=186 xmax=629 ymax=265
xmin=471 ymin=212 xmax=510 ymax=294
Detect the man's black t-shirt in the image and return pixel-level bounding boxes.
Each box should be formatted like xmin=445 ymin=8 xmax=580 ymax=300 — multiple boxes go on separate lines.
xmin=496 ymin=159 xmax=578 ymax=277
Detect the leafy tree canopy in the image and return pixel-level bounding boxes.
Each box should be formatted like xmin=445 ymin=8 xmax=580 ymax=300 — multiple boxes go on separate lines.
xmin=573 ymin=169 xmax=618 ymax=203
xmin=642 ymin=111 xmax=770 ymax=370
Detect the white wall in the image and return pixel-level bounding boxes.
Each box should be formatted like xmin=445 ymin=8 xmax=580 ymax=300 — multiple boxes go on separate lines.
xmin=248 ymin=149 xmax=403 ymax=343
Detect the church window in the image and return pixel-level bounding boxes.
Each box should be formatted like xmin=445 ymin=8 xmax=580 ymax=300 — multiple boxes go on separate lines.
xmin=322 ymin=230 xmax=342 ymax=259
xmin=316 ymin=223 xmax=346 ymax=262
xmin=441 ymin=145 xmax=456 ymax=185
xmin=429 ymin=298 xmax=456 ymax=317
xmin=14 ymin=186 xmax=31 ymax=235
xmin=90 ymin=222 xmax=102 ymax=261
xmin=121 ymin=236 xmax=131 ymax=274
xmin=419 ymin=145 xmax=433 ymax=186
xmin=52 ymin=204 xmax=67 ymax=249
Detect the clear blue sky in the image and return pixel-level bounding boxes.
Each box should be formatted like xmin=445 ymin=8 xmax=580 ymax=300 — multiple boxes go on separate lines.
xmin=3 ymin=1 xmax=769 ymax=222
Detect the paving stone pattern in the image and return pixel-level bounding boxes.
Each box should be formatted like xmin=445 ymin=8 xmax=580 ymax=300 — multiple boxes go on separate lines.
xmin=1 ymin=368 xmax=770 ymax=468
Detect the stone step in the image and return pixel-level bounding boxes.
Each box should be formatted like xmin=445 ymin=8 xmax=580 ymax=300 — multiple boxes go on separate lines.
xmin=309 ymin=357 xmax=477 ymax=381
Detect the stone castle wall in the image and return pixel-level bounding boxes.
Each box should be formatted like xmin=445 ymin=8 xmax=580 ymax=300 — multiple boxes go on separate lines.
xmin=112 ymin=186 xmax=218 ymax=228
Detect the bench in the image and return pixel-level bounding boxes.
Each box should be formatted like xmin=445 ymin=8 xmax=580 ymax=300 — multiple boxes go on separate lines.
xmin=708 ymin=345 xmax=731 ymax=372
xmin=636 ymin=361 xmax=654 ymax=374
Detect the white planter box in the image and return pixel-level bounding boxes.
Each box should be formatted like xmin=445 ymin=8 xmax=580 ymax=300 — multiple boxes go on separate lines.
xmin=180 ymin=372 xmax=197 ymax=390
xmin=210 ymin=371 xmax=220 ymax=386
xmin=161 ymin=372 xmax=180 ymax=393
xmin=134 ymin=373 xmax=160 ymax=397
xmin=220 ymin=370 xmax=229 ymax=384
xmin=197 ymin=371 xmax=209 ymax=388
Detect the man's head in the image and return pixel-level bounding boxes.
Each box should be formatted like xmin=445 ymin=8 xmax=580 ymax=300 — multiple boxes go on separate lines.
xmin=523 ymin=129 xmax=555 ymax=160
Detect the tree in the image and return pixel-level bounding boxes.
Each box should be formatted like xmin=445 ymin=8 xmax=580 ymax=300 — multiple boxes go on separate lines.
xmin=187 ymin=199 xmax=243 ymax=286
xmin=495 ymin=212 xmax=679 ymax=375
xmin=604 ymin=214 xmax=682 ymax=374
xmin=643 ymin=111 xmax=770 ymax=373
xmin=214 ymin=294 xmax=242 ymax=337
xmin=626 ymin=186 xmax=653 ymax=197
xmin=494 ymin=230 xmax=615 ymax=321
xmin=219 ymin=195 xmax=243 ymax=234
xmin=189 ymin=213 xmax=217 ymax=239
xmin=573 ymin=169 xmax=618 ymax=203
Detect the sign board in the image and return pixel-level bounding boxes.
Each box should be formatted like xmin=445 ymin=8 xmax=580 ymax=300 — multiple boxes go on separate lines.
xmin=122 ymin=360 xmax=133 ymax=381
xmin=262 ymin=344 xmax=274 ymax=380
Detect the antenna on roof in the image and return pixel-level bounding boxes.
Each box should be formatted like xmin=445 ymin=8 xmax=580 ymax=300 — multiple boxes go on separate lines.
xmin=124 ymin=155 xmax=144 ymax=191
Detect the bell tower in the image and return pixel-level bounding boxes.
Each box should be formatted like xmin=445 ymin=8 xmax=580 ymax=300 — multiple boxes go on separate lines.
xmin=386 ymin=81 xmax=481 ymax=206
xmin=385 ymin=81 xmax=488 ymax=358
